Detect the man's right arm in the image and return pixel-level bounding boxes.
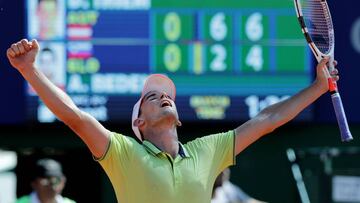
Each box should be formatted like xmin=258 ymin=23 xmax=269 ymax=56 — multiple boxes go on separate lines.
xmin=7 ymin=39 xmax=109 ymax=158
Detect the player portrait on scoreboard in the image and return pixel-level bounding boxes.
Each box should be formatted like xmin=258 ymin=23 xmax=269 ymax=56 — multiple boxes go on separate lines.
xmin=28 ymin=42 xmax=66 ymax=95
xmin=27 ymin=0 xmax=65 ymax=40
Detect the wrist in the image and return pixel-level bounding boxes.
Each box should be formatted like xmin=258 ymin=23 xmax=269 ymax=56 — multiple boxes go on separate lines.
xmin=18 ymin=64 xmax=36 ymax=78
xmin=18 ymin=64 xmax=36 ymax=75
xmin=312 ymin=79 xmax=328 ymax=95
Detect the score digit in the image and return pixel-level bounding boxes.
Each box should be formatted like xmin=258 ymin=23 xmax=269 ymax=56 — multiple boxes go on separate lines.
xmin=244 ymin=12 xmax=264 ymax=72
xmin=210 ymin=44 xmax=227 ymax=71
xmin=245 ymin=45 xmax=263 ymax=72
xmin=208 ymin=12 xmax=229 ymax=72
xmin=245 ymin=12 xmax=263 ymax=41
xmin=163 ymin=12 xmax=181 ymax=42
xmin=163 ymin=44 xmax=181 ymax=72
xmin=210 ymin=12 xmax=227 ymax=41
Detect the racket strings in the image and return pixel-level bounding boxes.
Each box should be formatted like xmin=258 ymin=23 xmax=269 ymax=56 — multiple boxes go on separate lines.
xmin=301 ymin=0 xmax=333 ymax=54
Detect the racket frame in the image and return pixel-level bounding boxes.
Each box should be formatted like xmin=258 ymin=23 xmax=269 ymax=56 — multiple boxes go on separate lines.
xmin=294 ymin=0 xmax=353 ymax=142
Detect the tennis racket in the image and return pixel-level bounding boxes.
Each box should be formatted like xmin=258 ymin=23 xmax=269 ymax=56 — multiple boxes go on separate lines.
xmin=293 ymin=0 xmax=352 ymax=142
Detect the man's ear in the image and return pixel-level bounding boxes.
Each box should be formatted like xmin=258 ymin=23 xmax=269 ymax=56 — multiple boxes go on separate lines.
xmin=133 ymin=118 xmax=145 ymax=128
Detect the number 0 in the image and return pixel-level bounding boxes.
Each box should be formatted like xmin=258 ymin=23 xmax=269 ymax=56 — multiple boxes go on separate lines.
xmin=164 ymin=44 xmax=181 ymax=72
xmin=163 ymin=12 xmax=181 ymax=42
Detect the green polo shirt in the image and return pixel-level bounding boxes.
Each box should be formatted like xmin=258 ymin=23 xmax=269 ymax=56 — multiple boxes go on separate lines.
xmin=97 ymin=130 xmax=235 ymax=203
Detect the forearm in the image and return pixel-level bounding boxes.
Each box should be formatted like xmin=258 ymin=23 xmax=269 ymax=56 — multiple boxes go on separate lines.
xmin=20 ymin=66 xmax=81 ymax=124
xmin=262 ymin=81 xmax=325 ymax=128
xmin=234 ymin=58 xmax=334 ymax=155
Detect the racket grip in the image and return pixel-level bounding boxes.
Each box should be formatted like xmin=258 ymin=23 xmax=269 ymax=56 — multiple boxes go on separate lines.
xmin=331 ymin=92 xmax=353 ymax=142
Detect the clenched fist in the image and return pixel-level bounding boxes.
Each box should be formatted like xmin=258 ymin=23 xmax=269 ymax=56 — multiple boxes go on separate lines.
xmin=6 ymin=39 xmax=40 ymax=72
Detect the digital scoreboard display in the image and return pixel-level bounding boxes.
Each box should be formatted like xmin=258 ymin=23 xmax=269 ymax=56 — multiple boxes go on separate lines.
xmin=26 ymin=0 xmax=311 ymax=123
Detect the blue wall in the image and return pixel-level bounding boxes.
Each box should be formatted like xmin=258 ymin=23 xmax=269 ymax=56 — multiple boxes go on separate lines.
xmin=0 ymin=0 xmax=25 ymax=124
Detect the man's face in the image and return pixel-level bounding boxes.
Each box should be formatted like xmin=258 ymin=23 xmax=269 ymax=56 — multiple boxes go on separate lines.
xmin=39 ymin=50 xmax=55 ymax=65
xmin=32 ymin=176 xmax=65 ymax=196
xmin=38 ymin=0 xmax=57 ymax=13
xmin=139 ymin=90 xmax=179 ymax=126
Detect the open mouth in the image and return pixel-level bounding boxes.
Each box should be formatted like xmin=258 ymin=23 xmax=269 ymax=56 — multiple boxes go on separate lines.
xmin=160 ymin=100 xmax=172 ymax=108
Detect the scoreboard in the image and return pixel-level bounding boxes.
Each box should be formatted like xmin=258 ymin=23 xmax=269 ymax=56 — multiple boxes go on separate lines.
xmin=26 ymin=0 xmax=311 ymax=123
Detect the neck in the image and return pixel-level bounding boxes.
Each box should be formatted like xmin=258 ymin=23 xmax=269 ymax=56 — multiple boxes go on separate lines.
xmin=144 ymin=125 xmax=179 ymax=159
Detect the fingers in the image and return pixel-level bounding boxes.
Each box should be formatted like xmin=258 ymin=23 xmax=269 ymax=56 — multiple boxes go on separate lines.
xmin=331 ymin=68 xmax=338 ymax=75
xmin=6 ymin=47 xmax=16 ymax=58
xmin=10 ymin=43 xmax=20 ymax=55
xmin=7 ymin=39 xmax=35 ymax=57
xmin=332 ymin=75 xmax=340 ymax=82
xmin=17 ymin=42 xmax=25 ymax=54
xmin=330 ymin=68 xmax=339 ymax=82
xmin=319 ymin=56 xmax=337 ymax=67
xmin=319 ymin=57 xmax=330 ymax=67
xmin=333 ymin=60 xmax=338 ymax=67
xmin=318 ymin=57 xmax=339 ymax=74
xmin=329 ymin=58 xmax=339 ymax=79
xmin=318 ymin=57 xmax=331 ymax=78
xmin=21 ymin=39 xmax=31 ymax=51
xmin=30 ymin=39 xmax=40 ymax=50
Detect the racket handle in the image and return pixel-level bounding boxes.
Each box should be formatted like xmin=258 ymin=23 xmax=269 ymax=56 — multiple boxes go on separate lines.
xmin=331 ymin=92 xmax=353 ymax=142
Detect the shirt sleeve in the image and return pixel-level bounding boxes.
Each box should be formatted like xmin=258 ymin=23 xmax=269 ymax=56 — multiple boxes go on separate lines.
xmin=95 ymin=132 xmax=135 ymax=177
xmin=187 ymin=130 xmax=236 ymax=177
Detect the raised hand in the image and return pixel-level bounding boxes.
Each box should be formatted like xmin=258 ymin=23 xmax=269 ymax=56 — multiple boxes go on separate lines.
xmin=315 ymin=57 xmax=339 ymax=93
xmin=6 ymin=39 xmax=40 ymax=72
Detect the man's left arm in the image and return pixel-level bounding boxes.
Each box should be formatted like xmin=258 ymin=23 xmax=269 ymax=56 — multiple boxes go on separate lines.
xmin=234 ymin=57 xmax=338 ymax=155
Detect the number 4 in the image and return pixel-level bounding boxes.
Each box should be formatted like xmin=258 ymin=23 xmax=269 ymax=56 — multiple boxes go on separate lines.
xmin=245 ymin=45 xmax=263 ymax=72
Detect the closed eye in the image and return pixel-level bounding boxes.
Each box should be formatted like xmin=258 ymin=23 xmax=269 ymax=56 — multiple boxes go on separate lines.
xmin=144 ymin=93 xmax=156 ymax=101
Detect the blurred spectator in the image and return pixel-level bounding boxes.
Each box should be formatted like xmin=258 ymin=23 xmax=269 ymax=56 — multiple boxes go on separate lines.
xmin=212 ymin=168 xmax=266 ymax=203
xmin=16 ymin=158 xmax=76 ymax=203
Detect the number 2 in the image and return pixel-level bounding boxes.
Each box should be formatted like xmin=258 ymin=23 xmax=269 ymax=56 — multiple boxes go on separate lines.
xmin=210 ymin=44 xmax=227 ymax=71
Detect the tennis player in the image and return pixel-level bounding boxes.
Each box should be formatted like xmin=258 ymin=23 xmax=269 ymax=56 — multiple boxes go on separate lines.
xmin=7 ymin=39 xmax=338 ymax=203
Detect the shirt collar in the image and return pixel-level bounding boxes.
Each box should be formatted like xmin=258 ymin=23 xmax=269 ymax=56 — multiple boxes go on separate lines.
xmin=30 ymin=191 xmax=65 ymax=203
xmin=142 ymin=140 xmax=190 ymax=158
xmin=178 ymin=143 xmax=190 ymax=158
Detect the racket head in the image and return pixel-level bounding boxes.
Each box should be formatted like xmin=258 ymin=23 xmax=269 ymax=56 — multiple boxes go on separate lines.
xmin=294 ymin=0 xmax=335 ymax=61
